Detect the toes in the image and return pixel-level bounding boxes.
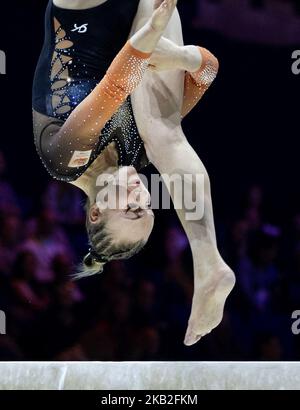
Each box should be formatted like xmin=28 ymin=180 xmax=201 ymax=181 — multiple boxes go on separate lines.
xmin=184 ymin=329 xmax=202 ymax=346
xmin=166 ymin=0 xmax=177 ymax=11
xmin=184 ymin=328 xmax=213 ymax=346
xmin=155 ymin=0 xmax=177 ymax=12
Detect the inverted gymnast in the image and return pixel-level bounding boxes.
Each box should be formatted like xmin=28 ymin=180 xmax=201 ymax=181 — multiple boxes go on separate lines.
xmin=33 ymin=0 xmax=235 ymax=345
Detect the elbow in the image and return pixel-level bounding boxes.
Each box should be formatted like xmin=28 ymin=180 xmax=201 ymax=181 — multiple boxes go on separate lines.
xmin=198 ymin=47 xmax=220 ymax=84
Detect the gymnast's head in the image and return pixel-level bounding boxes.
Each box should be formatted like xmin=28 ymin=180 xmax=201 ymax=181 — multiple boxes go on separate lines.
xmin=76 ymin=166 xmax=154 ymax=279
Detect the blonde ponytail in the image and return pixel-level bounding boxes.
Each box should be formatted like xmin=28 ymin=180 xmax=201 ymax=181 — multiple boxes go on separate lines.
xmin=72 ymin=251 xmax=105 ymax=280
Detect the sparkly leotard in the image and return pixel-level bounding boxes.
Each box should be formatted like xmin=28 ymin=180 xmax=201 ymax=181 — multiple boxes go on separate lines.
xmin=32 ymin=0 xmax=219 ymax=183
xmin=33 ymin=0 xmax=149 ymax=182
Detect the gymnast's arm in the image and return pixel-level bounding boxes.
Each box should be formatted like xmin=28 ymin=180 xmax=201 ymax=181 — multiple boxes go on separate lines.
xmin=132 ymin=0 xmax=219 ymax=120
xmin=144 ymin=35 xmax=219 ymax=120
xmin=181 ymin=47 xmax=219 ymax=118
xmin=39 ymin=41 xmax=151 ymax=171
xmin=54 ymin=42 xmax=151 ymax=147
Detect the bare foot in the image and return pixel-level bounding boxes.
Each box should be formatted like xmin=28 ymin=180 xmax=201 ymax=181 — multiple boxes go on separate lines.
xmin=149 ymin=38 xmax=202 ymax=73
xmin=148 ymin=37 xmax=181 ymax=71
xmin=184 ymin=265 xmax=236 ymax=346
xmin=151 ymin=0 xmax=178 ymax=32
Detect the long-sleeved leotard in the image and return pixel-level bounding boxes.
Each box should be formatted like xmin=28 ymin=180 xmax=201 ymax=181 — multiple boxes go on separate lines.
xmin=34 ymin=41 xmax=218 ymax=182
xmin=33 ymin=1 xmax=219 ymax=182
xmin=48 ymin=41 xmax=151 ymax=170
xmin=59 ymin=45 xmax=218 ymax=151
xmin=33 ymin=0 xmax=150 ymax=182
xmin=34 ymin=40 xmax=151 ymax=180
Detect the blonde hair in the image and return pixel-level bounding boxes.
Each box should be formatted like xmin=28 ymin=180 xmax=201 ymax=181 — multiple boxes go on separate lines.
xmin=72 ymin=251 xmax=106 ymax=280
xmin=73 ymin=200 xmax=146 ymax=280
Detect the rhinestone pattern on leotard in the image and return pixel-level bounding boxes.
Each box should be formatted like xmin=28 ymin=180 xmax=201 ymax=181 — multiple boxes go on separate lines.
xmin=99 ymin=98 xmax=146 ymax=168
xmin=34 ymin=20 xmax=151 ymax=182
xmin=33 ymin=97 xmax=149 ymax=183
xmin=194 ymin=59 xmax=218 ymax=87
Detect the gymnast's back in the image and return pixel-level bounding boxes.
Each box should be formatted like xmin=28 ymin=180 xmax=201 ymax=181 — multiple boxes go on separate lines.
xmin=32 ymin=0 xmax=148 ymax=182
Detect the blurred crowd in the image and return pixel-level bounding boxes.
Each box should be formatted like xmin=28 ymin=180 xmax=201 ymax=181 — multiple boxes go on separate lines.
xmin=0 ymin=149 xmax=299 ymax=361
xmin=0 ymin=0 xmax=299 ymax=364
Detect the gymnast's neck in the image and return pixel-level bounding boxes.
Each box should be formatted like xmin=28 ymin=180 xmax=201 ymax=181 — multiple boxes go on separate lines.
xmin=70 ymin=142 xmax=118 ymax=202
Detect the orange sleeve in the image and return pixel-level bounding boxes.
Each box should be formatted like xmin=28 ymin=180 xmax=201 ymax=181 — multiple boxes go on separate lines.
xmin=57 ymin=41 xmax=151 ymax=149
xmin=181 ymin=47 xmax=219 ymax=118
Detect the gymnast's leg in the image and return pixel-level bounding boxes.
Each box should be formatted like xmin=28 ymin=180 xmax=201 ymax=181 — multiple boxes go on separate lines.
xmin=130 ymin=0 xmax=235 ymax=346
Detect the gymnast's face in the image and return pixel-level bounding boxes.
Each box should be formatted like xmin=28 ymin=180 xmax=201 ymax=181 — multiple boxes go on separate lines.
xmin=90 ymin=166 xmax=154 ymax=244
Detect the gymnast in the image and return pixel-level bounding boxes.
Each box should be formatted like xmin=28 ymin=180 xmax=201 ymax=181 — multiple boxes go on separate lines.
xmin=32 ymin=0 xmax=235 ymax=345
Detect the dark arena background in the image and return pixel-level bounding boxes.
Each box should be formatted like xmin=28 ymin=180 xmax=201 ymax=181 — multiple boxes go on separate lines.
xmin=0 ymin=0 xmax=300 ymax=361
